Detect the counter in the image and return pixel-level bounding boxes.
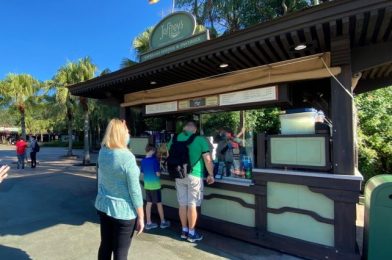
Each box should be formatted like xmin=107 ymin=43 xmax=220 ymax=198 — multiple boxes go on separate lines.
xmin=138 ymin=162 xmax=362 ymax=260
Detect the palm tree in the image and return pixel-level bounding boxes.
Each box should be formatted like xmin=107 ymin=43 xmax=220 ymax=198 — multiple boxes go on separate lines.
xmin=133 ymin=27 xmax=154 ymax=57
xmin=120 ymin=58 xmax=138 ymax=69
xmin=0 ymin=74 xmax=40 ymax=139
xmin=131 ymin=25 xmax=206 ymax=60
xmin=52 ymin=57 xmax=97 ymax=162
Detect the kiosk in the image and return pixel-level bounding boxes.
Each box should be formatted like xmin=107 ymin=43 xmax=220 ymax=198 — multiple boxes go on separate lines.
xmin=69 ymin=1 xmax=392 ymax=259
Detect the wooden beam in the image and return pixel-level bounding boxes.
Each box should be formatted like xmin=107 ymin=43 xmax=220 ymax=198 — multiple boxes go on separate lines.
xmin=351 ymin=41 xmax=392 ymax=73
xmin=355 ymin=77 xmax=392 ymax=94
xmin=330 ymin=35 xmax=355 ymax=176
xmin=377 ymin=6 xmax=392 ymax=42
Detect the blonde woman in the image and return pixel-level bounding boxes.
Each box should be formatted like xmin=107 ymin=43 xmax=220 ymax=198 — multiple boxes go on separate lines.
xmin=95 ymin=119 xmax=144 ymax=260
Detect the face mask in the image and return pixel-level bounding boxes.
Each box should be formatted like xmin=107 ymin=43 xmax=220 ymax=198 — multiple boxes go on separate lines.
xmin=184 ymin=130 xmax=193 ymax=136
xmin=125 ymin=135 xmax=130 ymax=147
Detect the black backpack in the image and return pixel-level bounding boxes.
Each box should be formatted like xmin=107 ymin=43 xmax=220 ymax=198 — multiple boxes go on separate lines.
xmin=167 ymin=134 xmax=198 ymax=179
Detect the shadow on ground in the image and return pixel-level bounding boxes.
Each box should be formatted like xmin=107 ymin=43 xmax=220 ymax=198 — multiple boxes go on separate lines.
xmin=0 ymin=172 xmax=98 ymax=236
xmin=0 ymin=245 xmax=32 ymax=260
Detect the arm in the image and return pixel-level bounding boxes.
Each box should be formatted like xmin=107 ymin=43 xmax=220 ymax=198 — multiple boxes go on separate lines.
xmin=125 ymin=155 xmax=144 ymax=232
xmin=236 ymin=127 xmax=245 ymax=138
xmin=202 ymin=153 xmax=215 ymax=185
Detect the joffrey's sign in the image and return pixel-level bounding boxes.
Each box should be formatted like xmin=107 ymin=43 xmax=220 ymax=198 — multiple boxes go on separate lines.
xmin=160 ymin=20 xmax=184 ymax=40
xmin=150 ymin=12 xmax=197 ymax=49
xmin=140 ymin=12 xmax=209 ymax=62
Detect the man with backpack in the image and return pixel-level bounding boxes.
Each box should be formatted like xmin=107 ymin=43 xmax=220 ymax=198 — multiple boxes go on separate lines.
xmin=167 ymin=120 xmax=214 ymax=243
xmin=29 ymin=136 xmax=40 ymax=168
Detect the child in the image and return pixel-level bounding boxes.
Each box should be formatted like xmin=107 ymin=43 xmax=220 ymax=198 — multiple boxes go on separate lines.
xmin=141 ymin=144 xmax=170 ymax=230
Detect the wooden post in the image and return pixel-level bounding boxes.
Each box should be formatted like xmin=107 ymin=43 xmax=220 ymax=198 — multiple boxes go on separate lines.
xmin=330 ymin=36 xmax=355 ymax=175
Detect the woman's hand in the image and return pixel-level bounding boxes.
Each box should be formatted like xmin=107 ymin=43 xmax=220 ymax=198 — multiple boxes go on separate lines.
xmin=136 ymin=217 xmax=145 ymax=235
xmin=0 ymin=165 xmax=10 ymax=183
xmin=136 ymin=207 xmax=144 ymax=235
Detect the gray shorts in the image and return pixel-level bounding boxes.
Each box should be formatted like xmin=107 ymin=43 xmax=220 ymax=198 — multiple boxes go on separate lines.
xmin=175 ymin=175 xmax=204 ymax=207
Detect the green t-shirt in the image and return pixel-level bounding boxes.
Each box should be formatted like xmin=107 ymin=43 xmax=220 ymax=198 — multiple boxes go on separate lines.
xmin=167 ymin=132 xmax=210 ymax=178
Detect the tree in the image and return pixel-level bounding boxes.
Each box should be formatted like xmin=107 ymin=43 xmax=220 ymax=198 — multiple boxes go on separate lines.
xmin=0 ymin=74 xmax=41 ymax=139
xmin=52 ymin=57 xmax=97 ymax=162
xmin=355 ymin=87 xmax=392 ymax=182
xmin=133 ymin=27 xmax=154 ymax=56
xmin=120 ymin=58 xmax=137 ymax=69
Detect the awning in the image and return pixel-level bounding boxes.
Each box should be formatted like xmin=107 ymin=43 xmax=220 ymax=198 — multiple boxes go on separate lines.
xmin=121 ymin=53 xmax=340 ymax=107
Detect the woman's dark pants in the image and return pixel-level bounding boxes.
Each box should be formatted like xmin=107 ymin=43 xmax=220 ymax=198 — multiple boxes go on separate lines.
xmin=98 ymin=211 xmax=136 ymax=260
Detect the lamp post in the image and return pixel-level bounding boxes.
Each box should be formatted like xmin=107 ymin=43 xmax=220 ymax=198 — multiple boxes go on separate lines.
xmin=148 ymin=0 xmax=175 ymax=13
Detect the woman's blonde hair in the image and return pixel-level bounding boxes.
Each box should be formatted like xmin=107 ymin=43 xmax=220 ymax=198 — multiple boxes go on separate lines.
xmin=101 ymin=119 xmax=129 ymax=149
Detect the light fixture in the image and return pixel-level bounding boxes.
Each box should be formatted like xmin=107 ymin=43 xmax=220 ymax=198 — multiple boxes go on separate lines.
xmin=148 ymin=0 xmax=160 ymax=4
xmin=219 ymin=63 xmax=229 ymax=68
xmin=150 ymin=81 xmax=157 ymax=85
xmin=294 ymin=44 xmax=307 ymax=51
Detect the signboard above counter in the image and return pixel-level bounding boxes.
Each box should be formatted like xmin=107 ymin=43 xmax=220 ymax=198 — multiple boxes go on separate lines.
xmin=140 ymin=12 xmax=210 ymax=62
xmin=144 ymin=85 xmax=289 ymax=115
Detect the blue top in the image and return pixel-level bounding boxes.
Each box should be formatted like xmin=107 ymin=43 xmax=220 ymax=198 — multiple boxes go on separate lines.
xmin=95 ymin=147 xmax=143 ymax=220
xmin=141 ymin=156 xmax=161 ymax=190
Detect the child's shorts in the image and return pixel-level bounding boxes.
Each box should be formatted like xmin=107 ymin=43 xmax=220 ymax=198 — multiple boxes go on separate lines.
xmin=146 ymin=189 xmax=162 ymax=203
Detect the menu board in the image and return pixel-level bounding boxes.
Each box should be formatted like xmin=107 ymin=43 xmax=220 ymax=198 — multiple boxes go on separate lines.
xmin=219 ymin=86 xmax=277 ymax=106
xmin=145 ymin=101 xmax=178 ymax=115
xmin=178 ymin=96 xmax=219 ymax=110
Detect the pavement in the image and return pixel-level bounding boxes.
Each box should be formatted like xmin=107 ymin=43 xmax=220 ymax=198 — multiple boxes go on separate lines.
xmin=0 ymin=145 xmax=302 ymax=260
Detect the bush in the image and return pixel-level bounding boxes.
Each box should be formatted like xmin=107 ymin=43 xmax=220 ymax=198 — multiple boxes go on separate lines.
xmin=356 ymin=86 xmax=392 ymax=184
xmin=42 ymin=140 xmax=84 ymax=149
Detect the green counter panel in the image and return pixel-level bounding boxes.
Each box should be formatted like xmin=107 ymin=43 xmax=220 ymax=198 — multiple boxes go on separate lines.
xmin=202 ymin=187 xmax=256 ymax=227
xmin=267 ymin=212 xmax=334 ymax=246
xmin=267 ymin=182 xmax=334 ymax=246
xmin=270 ymin=136 xmax=326 ymax=166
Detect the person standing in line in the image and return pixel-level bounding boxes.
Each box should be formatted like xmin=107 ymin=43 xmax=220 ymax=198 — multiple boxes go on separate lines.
xmin=95 ymin=119 xmax=144 ymax=260
xmin=167 ymin=120 xmax=215 ymax=243
xmin=29 ymin=136 xmax=39 ymax=168
xmin=15 ymin=137 xmax=28 ymax=169
xmin=140 ymin=144 xmax=170 ymax=230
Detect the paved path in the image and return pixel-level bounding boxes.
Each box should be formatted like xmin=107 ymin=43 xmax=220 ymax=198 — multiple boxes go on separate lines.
xmin=0 ymin=146 xmax=301 ymax=260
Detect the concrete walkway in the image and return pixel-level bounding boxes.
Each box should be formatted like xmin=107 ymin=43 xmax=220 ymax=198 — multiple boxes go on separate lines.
xmin=0 ymin=146 xmax=301 ymax=260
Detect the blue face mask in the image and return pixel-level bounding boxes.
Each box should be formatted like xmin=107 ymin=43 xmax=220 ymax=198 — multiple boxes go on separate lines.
xmin=125 ymin=135 xmax=130 ymax=147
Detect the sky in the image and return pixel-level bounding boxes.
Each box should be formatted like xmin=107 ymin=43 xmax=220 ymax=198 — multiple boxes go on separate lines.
xmin=0 ymin=0 xmax=175 ymax=81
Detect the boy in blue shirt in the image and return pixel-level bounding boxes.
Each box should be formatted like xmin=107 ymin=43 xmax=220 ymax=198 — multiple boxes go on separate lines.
xmin=141 ymin=144 xmax=170 ymax=230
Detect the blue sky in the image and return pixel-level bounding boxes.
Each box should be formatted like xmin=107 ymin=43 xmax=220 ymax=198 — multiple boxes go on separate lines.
xmin=0 ymin=0 xmax=174 ymax=81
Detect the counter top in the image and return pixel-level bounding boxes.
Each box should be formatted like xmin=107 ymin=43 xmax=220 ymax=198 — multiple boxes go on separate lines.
xmin=253 ymin=168 xmax=363 ymax=181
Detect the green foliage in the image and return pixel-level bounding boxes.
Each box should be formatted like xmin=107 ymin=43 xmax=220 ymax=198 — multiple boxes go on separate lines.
xmin=201 ymin=108 xmax=280 ymax=136
xmin=176 ymin=0 xmax=311 ymax=35
xmin=355 ymin=87 xmax=392 ymax=182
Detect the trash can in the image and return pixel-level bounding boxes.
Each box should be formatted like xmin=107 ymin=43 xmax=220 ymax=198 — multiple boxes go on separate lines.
xmin=363 ymin=174 xmax=392 ymax=260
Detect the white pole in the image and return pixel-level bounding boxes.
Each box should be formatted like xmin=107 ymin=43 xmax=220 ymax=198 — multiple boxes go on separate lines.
xmin=172 ymin=0 xmax=175 ymax=13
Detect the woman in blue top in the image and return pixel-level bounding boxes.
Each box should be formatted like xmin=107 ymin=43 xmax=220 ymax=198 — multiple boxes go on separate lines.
xmin=95 ymin=119 xmax=144 ymax=260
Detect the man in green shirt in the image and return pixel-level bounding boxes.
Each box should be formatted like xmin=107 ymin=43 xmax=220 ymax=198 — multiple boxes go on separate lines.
xmin=168 ymin=120 xmax=214 ymax=243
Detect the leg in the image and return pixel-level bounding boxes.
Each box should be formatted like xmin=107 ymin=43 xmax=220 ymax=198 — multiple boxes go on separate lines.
xmin=21 ymin=154 xmax=25 ymax=169
xmin=112 ymin=218 xmax=136 ymax=260
xmin=187 ymin=206 xmax=198 ymax=230
xmin=179 ymin=206 xmax=188 ymax=228
xmin=31 ymin=152 xmax=37 ymax=168
xmin=186 ymin=175 xmax=204 ymax=242
xmin=157 ymin=203 xmax=165 ymax=222
xmin=175 ymin=178 xmax=188 ymax=230
xmin=98 ymin=211 xmax=114 ymax=260
xmin=146 ymin=202 xmax=152 ymax=224
xmin=17 ymin=155 xmax=20 ymax=169
xmin=30 ymin=152 xmax=33 ymax=168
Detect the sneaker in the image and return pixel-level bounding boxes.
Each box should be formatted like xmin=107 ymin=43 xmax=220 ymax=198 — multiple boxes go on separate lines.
xmin=145 ymin=223 xmax=158 ymax=230
xmin=180 ymin=231 xmax=188 ymax=239
xmin=187 ymin=231 xmax=203 ymax=243
xmin=160 ymin=220 xmax=170 ymax=229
